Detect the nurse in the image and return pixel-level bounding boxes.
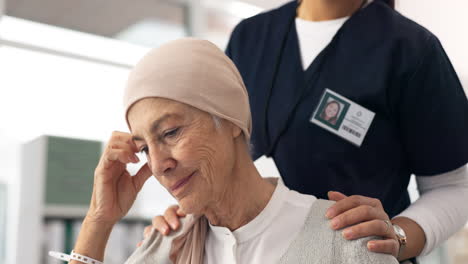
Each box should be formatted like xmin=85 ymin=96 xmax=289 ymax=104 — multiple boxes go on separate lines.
xmin=146 ymin=0 xmax=468 ymax=263
xmin=320 ymin=100 xmax=341 ymax=125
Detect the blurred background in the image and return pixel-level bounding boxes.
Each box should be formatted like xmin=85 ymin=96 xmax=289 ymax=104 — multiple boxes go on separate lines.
xmin=0 ymin=0 xmax=467 ymax=263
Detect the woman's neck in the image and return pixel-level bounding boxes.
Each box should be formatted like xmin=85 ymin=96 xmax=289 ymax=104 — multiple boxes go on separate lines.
xmin=203 ymin=140 xmax=275 ymax=231
xmin=297 ymin=0 xmax=365 ymax=21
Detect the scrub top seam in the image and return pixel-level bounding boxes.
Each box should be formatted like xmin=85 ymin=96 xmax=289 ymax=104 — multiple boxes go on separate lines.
xmin=405 ymin=35 xmax=435 ymax=87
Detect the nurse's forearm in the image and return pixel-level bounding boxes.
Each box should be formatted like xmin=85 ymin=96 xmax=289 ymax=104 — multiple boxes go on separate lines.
xmin=69 ymin=218 xmax=114 ymax=263
xmin=391 ymin=216 xmax=426 ymax=261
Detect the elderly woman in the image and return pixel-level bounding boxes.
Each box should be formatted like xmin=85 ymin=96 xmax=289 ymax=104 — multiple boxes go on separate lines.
xmin=64 ymin=38 xmax=397 ymax=264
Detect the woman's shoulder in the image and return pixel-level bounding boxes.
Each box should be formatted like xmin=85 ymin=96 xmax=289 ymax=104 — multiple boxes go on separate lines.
xmin=124 ymin=217 xmax=191 ymax=264
xmin=281 ymin=181 xmax=317 ymax=209
xmin=278 ymin=199 xmax=398 ymax=264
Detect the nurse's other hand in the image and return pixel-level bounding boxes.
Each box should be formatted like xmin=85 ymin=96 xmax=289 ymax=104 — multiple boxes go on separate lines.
xmin=86 ymin=131 xmax=152 ymax=226
xmin=326 ymin=191 xmax=400 ymax=258
xmin=137 ymin=205 xmax=186 ymax=247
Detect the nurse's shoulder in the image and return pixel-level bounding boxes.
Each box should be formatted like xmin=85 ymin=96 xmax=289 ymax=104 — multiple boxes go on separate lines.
xmin=362 ymin=2 xmax=444 ymax=70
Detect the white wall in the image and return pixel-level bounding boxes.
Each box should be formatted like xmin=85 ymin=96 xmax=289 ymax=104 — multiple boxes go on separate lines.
xmin=240 ymin=0 xmax=286 ymax=10
xmin=0 ymin=137 xmax=21 ymax=264
xmin=0 ymin=0 xmax=4 ymax=18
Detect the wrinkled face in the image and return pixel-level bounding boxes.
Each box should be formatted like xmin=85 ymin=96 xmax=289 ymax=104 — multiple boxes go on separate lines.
xmin=325 ymin=101 xmax=340 ymax=119
xmin=128 ymin=98 xmax=241 ymax=214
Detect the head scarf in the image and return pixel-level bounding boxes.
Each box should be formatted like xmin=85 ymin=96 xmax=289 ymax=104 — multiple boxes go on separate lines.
xmin=123 ymin=38 xmax=252 ymax=140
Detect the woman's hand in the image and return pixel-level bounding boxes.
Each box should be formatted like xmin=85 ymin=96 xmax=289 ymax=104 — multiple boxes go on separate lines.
xmin=86 ymin=131 xmax=153 ymax=226
xmin=71 ymin=131 xmax=153 ymax=263
xmin=137 ymin=205 xmax=186 ymax=247
xmin=326 ymin=191 xmax=400 ymax=258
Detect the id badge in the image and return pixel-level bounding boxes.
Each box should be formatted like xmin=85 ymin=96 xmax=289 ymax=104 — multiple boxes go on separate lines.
xmin=310 ymin=89 xmax=375 ymax=147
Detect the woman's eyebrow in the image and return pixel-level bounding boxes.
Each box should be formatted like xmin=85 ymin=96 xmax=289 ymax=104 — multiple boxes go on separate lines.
xmin=132 ymin=113 xmax=182 ymax=142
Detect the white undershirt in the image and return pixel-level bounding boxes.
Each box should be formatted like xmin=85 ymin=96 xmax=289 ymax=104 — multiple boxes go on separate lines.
xmin=399 ymin=165 xmax=468 ymax=256
xmin=203 ymin=180 xmax=316 ymax=264
xmin=295 ymin=16 xmax=349 ymax=70
xmin=295 ymin=10 xmax=468 ymax=255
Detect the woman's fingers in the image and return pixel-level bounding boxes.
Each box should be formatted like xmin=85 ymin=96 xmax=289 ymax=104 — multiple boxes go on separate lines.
xmin=98 ymin=149 xmax=137 ymax=172
xmin=330 ymin=204 xmax=389 ymax=230
xmin=107 ymin=140 xmax=138 ymax=154
xmin=147 ymin=205 xmax=184 ymax=238
xmin=87 ymin=131 xmax=147 ymax=225
xmin=176 ymin=207 xmax=186 ymax=217
xmin=107 ymin=149 xmax=138 ymax=164
xmin=143 ymin=225 xmax=153 ymax=239
xmin=164 ymin=205 xmax=183 ymax=230
xmin=97 ymin=131 xmax=141 ymax=169
xmin=152 ymin=215 xmax=171 ymax=236
xmin=132 ymin=163 xmax=152 ymax=192
xmin=367 ymin=238 xmax=400 ymax=257
xmin=342 ymin=219 xmax=396 ymax=240
xmin=326 ymin=195 xmax=383 ymax=219
xmin=109 ymin=131 xmax=138 ymax=151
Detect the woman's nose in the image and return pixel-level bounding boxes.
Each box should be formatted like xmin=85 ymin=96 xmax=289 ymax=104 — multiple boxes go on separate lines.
xmin=148 ymin=147 xmax=176 ymax=176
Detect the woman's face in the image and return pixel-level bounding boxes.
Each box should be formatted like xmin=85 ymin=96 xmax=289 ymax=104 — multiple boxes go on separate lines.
xmin=325 ymin=101 xmax=340 ymax=119
xmin=128 ymin=98 xmax=240 ymax=215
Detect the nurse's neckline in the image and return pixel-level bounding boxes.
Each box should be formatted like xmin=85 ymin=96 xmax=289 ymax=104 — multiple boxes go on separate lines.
xmin=296 ymin=0 xmax=366 ymax=21
xmin=295 ymin=16 xmax=350 ymax=27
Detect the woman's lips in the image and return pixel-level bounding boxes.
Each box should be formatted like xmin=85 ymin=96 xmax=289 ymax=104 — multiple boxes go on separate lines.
xmin=170 ymin=171 xmax=196 ymax=192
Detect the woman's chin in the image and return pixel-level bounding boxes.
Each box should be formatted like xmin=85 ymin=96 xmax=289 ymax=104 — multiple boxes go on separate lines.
xmin=177 ymin=196 xmax=204 ymax=215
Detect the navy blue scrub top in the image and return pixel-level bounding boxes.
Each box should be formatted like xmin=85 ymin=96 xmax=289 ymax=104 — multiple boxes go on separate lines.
xmin=226 ymin=0 xmax=468 ymax=218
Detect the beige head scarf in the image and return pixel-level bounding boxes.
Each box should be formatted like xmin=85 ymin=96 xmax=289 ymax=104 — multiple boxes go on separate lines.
xmin=123 ymin=37 xmax=252 ymax=140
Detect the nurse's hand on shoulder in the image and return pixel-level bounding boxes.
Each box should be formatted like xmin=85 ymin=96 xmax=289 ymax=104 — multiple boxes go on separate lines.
xmin=326 ymin=191 xmax=400 ymax=258
xmin=86 ymin=131 xmax=153 ymax=227
xmin=137 ymin=205 xmax=186 ymax=247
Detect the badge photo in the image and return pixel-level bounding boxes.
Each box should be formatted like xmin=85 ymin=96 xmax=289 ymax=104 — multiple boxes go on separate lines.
xmin=313 ymin=93 xmax=350 ymax=130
